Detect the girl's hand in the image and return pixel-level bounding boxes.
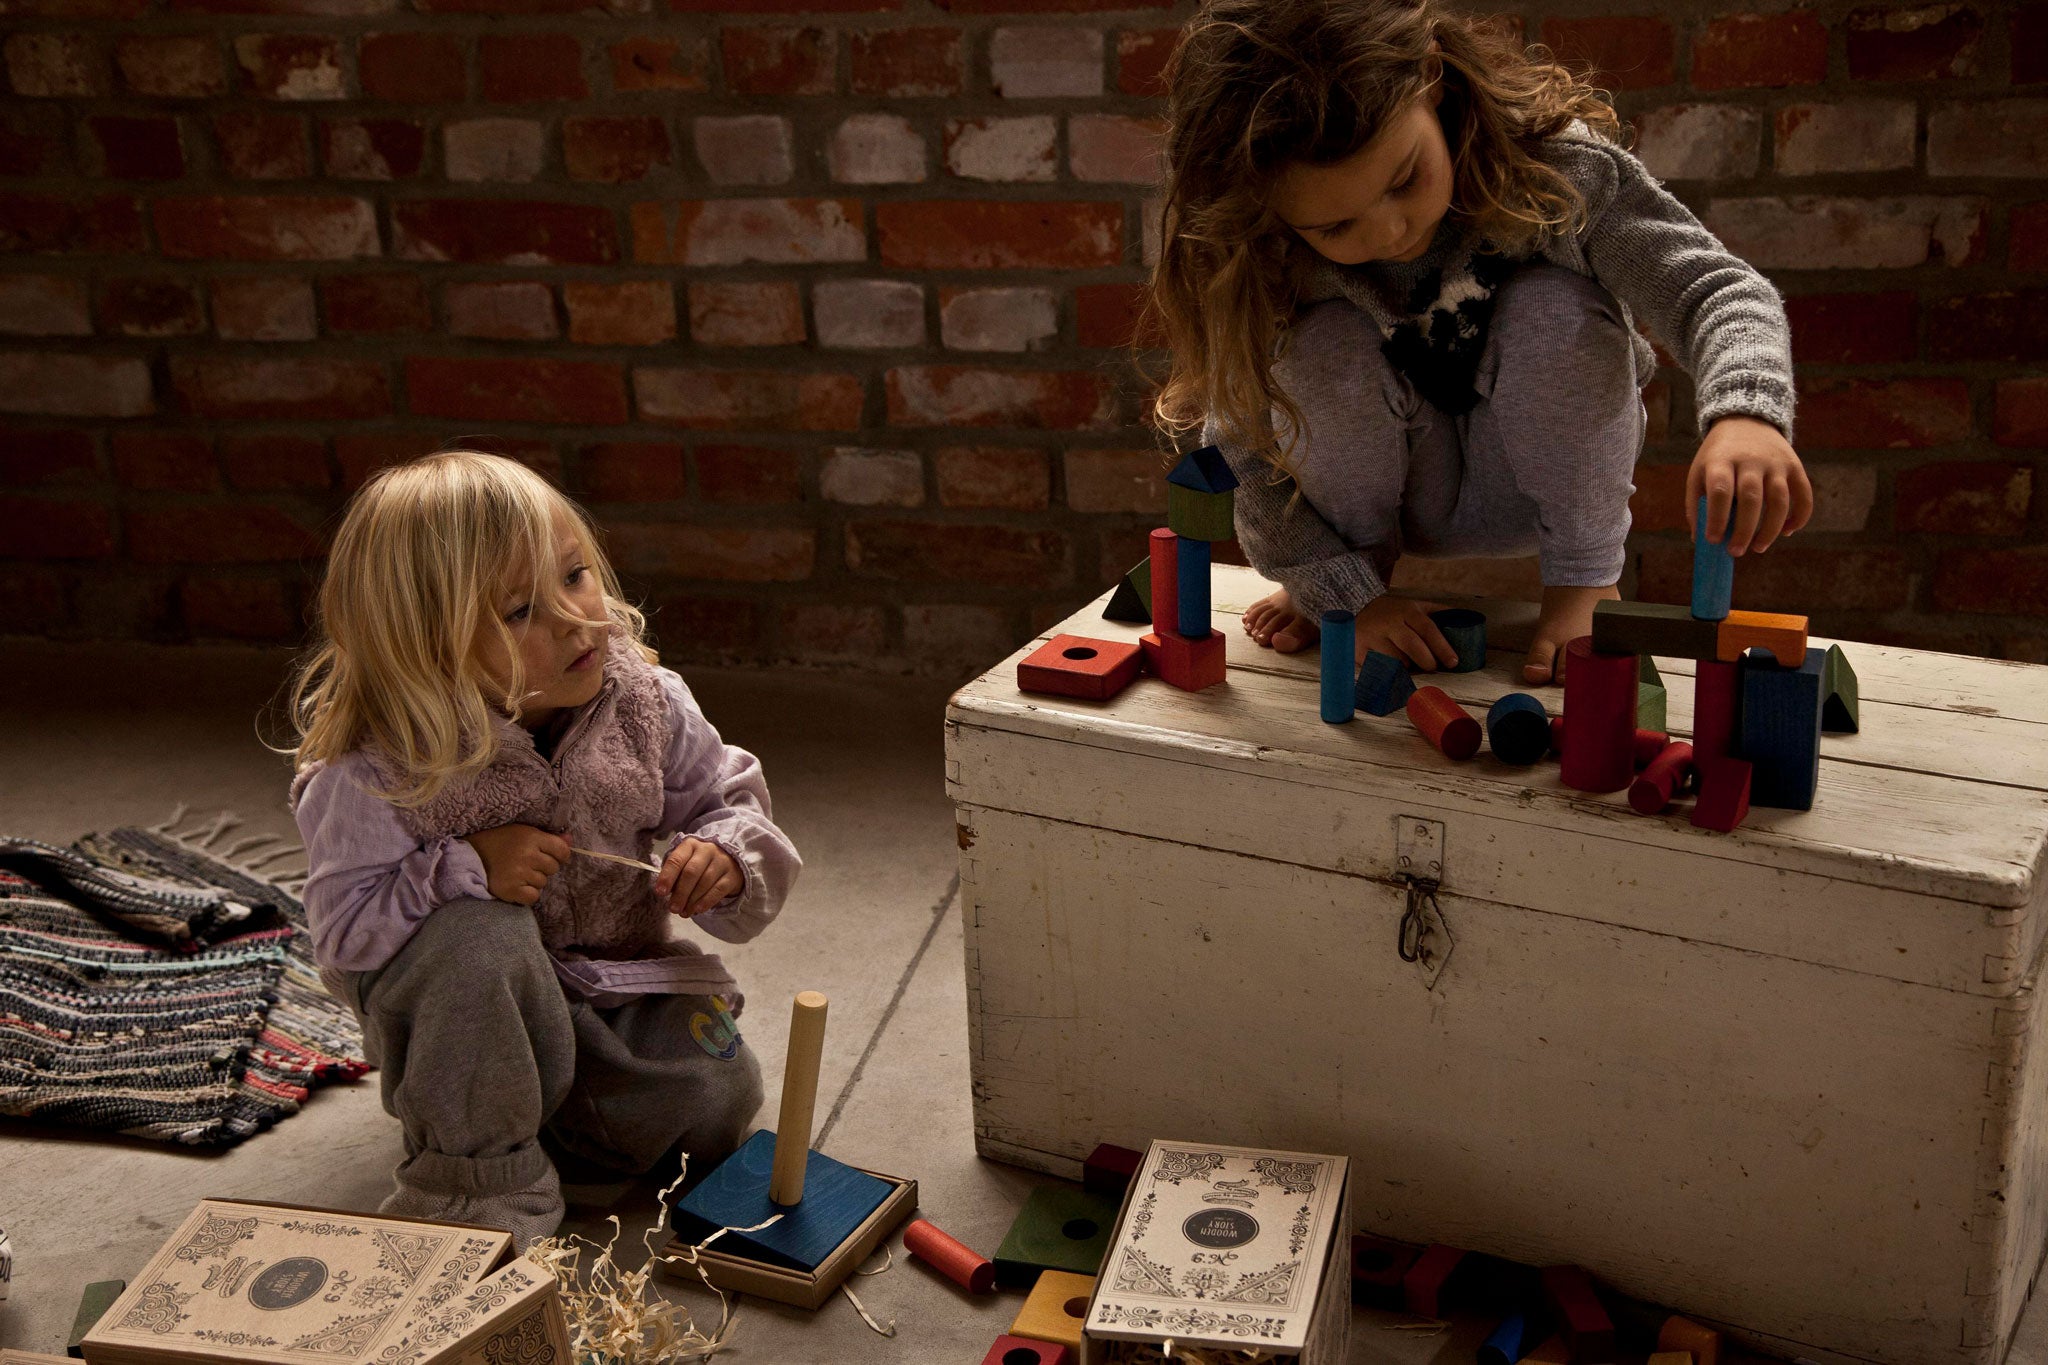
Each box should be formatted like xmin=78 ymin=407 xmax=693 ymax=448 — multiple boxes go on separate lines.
xmin=462 ymin=824 xmax=571 ymax=907
xmin=657 ymin=838 xmax=743 ymax=918
xmin=1353 ymin=595 xmax=1460 ymax=672
xmin=1526 ymin=583 xmax=1622 ymax=686
xmin=1687 ymin=416 xmax=1814 ymax=556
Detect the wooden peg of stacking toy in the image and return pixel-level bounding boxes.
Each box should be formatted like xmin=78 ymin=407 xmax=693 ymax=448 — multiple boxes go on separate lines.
xmin=770 ymin=991 xmax=826 ymax=1205
xmin=1321 ymin=610 xmax=1356 ymax=723
xmin=903 ymin=1217 xmax=995 ymax=1293
xmin=1560 ymin=636 xmax=1638 ymax=793
xmin=1693 ymin=494 xmax=1733 ymax=622
xmin=1408 ymin=686 xmax=1481 ymax=760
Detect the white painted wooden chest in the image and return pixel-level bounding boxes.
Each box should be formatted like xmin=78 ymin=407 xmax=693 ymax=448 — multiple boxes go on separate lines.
xmin=947 ymin=564 xmax=2048 ymax=1365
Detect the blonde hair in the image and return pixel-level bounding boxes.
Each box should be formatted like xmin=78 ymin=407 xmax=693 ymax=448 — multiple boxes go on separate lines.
xmin=288 ymin=450 xmax=653 ymax=807
xmin=1145 ymin=0 xmax=1621 ymax=470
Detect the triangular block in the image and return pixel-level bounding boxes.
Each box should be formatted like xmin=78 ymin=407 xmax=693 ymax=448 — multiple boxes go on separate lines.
xmin=1821 ymin=642 xmax=1860 ymax=733
xmin=1102 ymin=562 xmax=1151 ymax=624
xmin=1165 ymin=444 xmax=1239 ymax=494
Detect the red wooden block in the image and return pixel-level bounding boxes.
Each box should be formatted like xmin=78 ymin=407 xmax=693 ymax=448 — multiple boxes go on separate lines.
xmin=1083 ymin=1143 xmax=1143 ymax=1198
xmin=981 ymin=1335 xmax=1072 ymax=1365
xmin=1147 ymin=527 xmax=1178 ymax=637
xmin=1549 ymin=714 xmax=1566 ymax=756
xmin=1691 ymin=755 xmax=1753 ymax=833
xmin=1407 ymin=686 xmax=1481 ymax=759
xmin=904 ymin=1217 xmax=995 ymax=1294
xmin=1540 ymin=1264 xmax=1616 ymax=1364
xmin=1714 ymin=609 xmax=1807 ymax=666
xmin=1018 ymin=634 xmax=1142 ymax=702
xmin=1630 ymin=741 xmax=1696 ymax=814
xmin=1692 ymin=658 xmax=1740 ymax=760
xmin=1403 ymin=1243 xmax=1468 ymax=1319
xmin=1351 ymin=1233 xmax=1420 ymax=1309
xmin=1561 ymin=636 xmax=1639 ymax=793
xmin=1633 ymin=729 xmax=1670 ymax=768
xmin=1141 ymin=628 xmax=1226 ymax=691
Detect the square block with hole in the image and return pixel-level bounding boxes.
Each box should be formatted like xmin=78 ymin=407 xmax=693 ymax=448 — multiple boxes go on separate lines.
xmin=1010 ymin=1270 xmax=1096 ymax=1352
xmin=1017 ymin=634 xmax=1142 ymax=702
xmin=993 ymin=1187 xmax=1119 ymax=1289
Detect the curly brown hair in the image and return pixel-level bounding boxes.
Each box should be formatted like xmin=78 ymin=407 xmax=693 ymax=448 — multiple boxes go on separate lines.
xmin=1144 ymin=0 xmax=1621 ymax=473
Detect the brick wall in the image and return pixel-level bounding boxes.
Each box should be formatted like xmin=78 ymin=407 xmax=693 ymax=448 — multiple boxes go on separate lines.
xmin=0 ymin=0 xmax=2041 ymax=672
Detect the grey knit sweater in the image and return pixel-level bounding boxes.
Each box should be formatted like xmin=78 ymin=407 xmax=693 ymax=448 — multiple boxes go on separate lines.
xmin=1211 ymin=124 xmax=1796 ymax=618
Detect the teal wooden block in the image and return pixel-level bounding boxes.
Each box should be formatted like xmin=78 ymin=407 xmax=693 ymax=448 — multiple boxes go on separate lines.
xmin=1167 ymin=483 xmax=1234 ymax=542
xmin=671 ymin=1128 xmax=892 ymax=1273
xmin=993 ymin=1186 xmax=1120 ymax=1289
xmin=1103 ymin=560 xmax=1151 ymax=625
xmin=1354 ymin=650 xmax=1416 ymax=716
xmin=1822 ymin=642 xmax=1860 ymax=733
xmin=1430 ymin=608 xmax=1487 ymax=672
xmin=69 ymin=1280 xmax=126 ymax=1357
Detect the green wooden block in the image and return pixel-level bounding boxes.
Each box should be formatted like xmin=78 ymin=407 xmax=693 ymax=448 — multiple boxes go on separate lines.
xmin=1640 ymin=653 xmax=1664 ymax=690
xmin=69 ymin=1279 xmax=126 ymax=1357
xmin=1638 ymin=679 xmax=1668 ymax=733
xmin=1821 ymin=642 xmax=1860 ymax=733
xmin=1103 ymin=559 xmax=1152 ymax=625
xmin=1167 ymin=484 xmax=1234 ymax=542
xmin=994 ymin=1185 xmax=1120 ymax=1289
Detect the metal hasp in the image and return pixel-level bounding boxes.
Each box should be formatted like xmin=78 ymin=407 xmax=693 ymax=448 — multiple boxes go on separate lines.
xmin=1395 ymin=815 xmax=1453 ymax=991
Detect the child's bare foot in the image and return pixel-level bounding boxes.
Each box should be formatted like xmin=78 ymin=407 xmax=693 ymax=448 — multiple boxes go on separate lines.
xmin=1242 ymin=588 xmax=1321 ymax=653
xmin=1525 ymin=583 xmax=1622 ymax=685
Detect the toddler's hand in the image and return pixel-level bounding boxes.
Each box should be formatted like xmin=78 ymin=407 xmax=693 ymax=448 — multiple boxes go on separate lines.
xmin=462 ymin=824 xmax=571 ymax=907
xmin=1526 ymin=584 xmax=1622 ymax=686
xmin=1353 ymin=595 xmax=1460 ymax=673
xmin=657 ymin=838 xmax=743 ymax=918
xmin=1687 ymin=416 xmax=1814 ymax=556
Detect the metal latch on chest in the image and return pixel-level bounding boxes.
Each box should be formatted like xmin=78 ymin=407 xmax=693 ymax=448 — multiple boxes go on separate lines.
xmin=1395 ymin=816 xmax=1453 ymax=991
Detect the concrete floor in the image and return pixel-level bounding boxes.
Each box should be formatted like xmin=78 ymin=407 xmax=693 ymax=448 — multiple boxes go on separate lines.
xmin=1 ymin=641 xmax=2045 ymax=1365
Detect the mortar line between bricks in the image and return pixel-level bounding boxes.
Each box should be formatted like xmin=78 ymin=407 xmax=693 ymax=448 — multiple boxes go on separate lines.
xmin=814 ymin=869 xmax=959 ymax=1155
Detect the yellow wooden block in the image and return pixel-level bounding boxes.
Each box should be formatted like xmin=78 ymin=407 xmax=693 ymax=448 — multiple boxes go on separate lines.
xmin=1658 ymin=1316 xmax=1721 ymax=1365
xmin=1648 ymin=1352 xmax=1694 ymax=1365
xmin=1516 ymin=1335 xmax=1572 ymax=1365
xmin=1714 ymin=609 xmax=1808 ymax=666
xmin=1010 ymin=1270 xmax=1096 ymax=1352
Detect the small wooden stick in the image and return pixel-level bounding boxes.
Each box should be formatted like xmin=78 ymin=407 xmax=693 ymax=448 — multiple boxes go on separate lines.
xmin=571 ymin=846 xmax=662 ymax=874
xmin=770 ymin=991 xmax=829 ymax=1207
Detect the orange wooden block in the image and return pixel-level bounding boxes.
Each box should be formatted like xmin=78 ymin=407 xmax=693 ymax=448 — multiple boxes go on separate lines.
xmin=1407 ymin=686 xmax=1481 ymax=760
xmin=1018 ymin=634 xmax=1142 ymax=701
xmin=1141 ymin=629 xmax=1226 ymax=691
xmin=1714 ymin=610 xmax=1808 ymax=666
xmin=1657 ymin=1316 xmax=1721 ymax=1365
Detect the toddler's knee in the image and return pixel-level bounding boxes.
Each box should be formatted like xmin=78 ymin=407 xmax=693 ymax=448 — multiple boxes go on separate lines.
xmin=406 ymin=897 xmax=551 ymax=984
xmin=1493 ymin=264 xmax=1625 ymax=340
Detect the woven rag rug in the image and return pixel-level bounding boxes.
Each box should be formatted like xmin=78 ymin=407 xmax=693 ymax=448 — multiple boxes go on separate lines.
xmin=0 ymin=811 xmax=368 ymax=1146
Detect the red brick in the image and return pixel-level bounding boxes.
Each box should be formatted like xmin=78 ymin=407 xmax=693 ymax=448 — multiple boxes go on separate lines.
xmin=217 ymin=433 xmax=330 ymax=490
xmin=886 ymin=366 xmax=1114 ymax=429
xmin=0 ymin=195 xmax=144 ymax=255
xmin=1934 ymin=548 xmax=2048 ymax=615
xmin=321 ymin=118 xmax=425 ymax=180
xmin=4 ymin=33 xmax=108 ymax=97
xmin=2012 ymin=203 xmax=2048 ymax=272
xmin=1069 ymin=113 xmax=1165 ymax=183
xmin=563 ymin=280 xmax=676 ymax=346
xmin=1927 ymin=290 xmax=2048 ymax=362
xmin=393 ymin=199 xmax=617 ymax=265
xmin=1065 ymin=446 xmax=1167 ymax=512
xmin=777 ymin=602 xmax=886 ymax=660
xmin=670 ymin=0 xmax=899 ymax=8
xmin=688 ymin=281 xmax=805 ymax=346
xmin=1927 ymin=100 xmax=2048 ymax=176
xmin=170 ymin=355 xmax=389 ymax=419
xmin=0 ymin=566 xmax=70 ymax=633
xmin=608 ymin=523 xmax=816 ymax=582
xmin=877 ymin=201 xmax=1122 ymax=269
xmin=1627 ymin=461 xmax=1689 ymax=532
xmin=632 ymin=198 xmax=865 ymax=266
xmin=180 ymin=575 xmax=300 ymax=640
xmin=1641 ymin=542 xmax=1911 ymax=612
xmin=1075 ymin=282 xmax=1145 ymax=349
xmin=0 ymin=107 xmax=71 ymax=176
xmin=212 ymin=111 xmax=311 ymax=179
xmin=934 ymin=445 xmax=1049 ymax=510
xmin=4 ymin=0 xmax=152 ymax=16
xmin=1797 ymin=377 xmax=1971 ymax=447
xmin=1692 ymin=12 xmax=1828 ymax=89
xmin=322 ymin=272 xmax=430 ymax=335
xmin=1847 ymin=4 xmax=1982 ymax=80
xmin=234 ymin=34 xmax=345 ymax=99
xmin=100 ymin=277 xmax=206 ymax=337
xmin=644 ymin=596 xmax=762 ymax=662
xmin=171 ymin=0 xmax=403 ymax=13
xmin=411 ymin=0 xmax=603 ymax=13
xmin=1897 ymin=461 xmax=2033 ymax=534
xmin=636 ymin=367 xmax=864 ymax=430
xmin=609 ymin=36 xmax=708 ymax=92
xmin=1785 ymin=291 xmax=1916 ymax=364
xmin=87 ymin=115 xmax=184 ymax=180
xmin=112 ymin=432 xmax=215 ymax=491
xmin=480 ymin=33 xmax=587 ymax=102
xmin=1117 ymin=27 xmax=1176 ymax=97
xmin=564 ymin=116 xmax=671 ymax=183
xmin=0 ymin=495 xmax=114 ymax=558
xmin=1541 ymin=16 xmax=1675 ymax=90
xmin=333 ymin=433 xmax=423 ymax=490
xmin=722 ymin=26 xmax=834 ymax=95
xmin=846 ymin=520 xmax=1068 ymax=587
xmin=1775 ymin=101 xmax=1915 ymax=175
xmin=933 ymin=0 xmax=1168 ymax=10
xmin=210 ymin=276 xmax=316 ymax=340
xmin=1703 ymin=196 xmax=1985 ymax=269
xmin=0 ymin=353 xmax=153 ymax=417
xmin=695 ymin=444 xmax=802 ymax=503
xmin=0 ymin=274 xmax=90 ymax=337
xmin=407 ymin=356 xmax=628 ymax=425
xmin=1994 ymin=378 xmax=2048 ymax=446
xmin=444 ymin=118 xmax=544 ymax=182
xmin=2017 ymin=8 xmax=2048 ymax=84
xmin=575 ymin=441 xmax=685 ymax=501
xmin=0 ymin=430 xmax=96 ymax=486
xmin=445 ymin=280 xmax=558 ymax=339
xmin=850 ymin=26 xmax=962 ymax=95
xmin=129 ymin=503 xmax=323 ymax=564
xmin=116 ymin=35 xmax=227 ymax=97
xmin=357 ymin=32 xmax=465 ymax=102
xmin=155 ymin=195 xmax=377 ymax=261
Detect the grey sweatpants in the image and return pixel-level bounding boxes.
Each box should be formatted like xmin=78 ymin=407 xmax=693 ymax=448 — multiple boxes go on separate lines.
xmin=330 ymin=898 xmax=764 ymax=1202
xmin=1278 ymin=262 xmax=1647 ymax=590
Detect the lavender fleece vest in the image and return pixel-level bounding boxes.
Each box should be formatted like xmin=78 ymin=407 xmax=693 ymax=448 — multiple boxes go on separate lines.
xmin=360 ymin=635 xmax=671 ymax=959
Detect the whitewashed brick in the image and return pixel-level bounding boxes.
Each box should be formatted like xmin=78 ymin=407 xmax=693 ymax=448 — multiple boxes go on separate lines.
xmin=444 ymin=119 xmax=545 ymax=183
xmin=940 ymin=286 xmax=1057 ymax=352
xmin=1776 ymin=101 xmax=1916 ymax=176
xmin=829 ymin=113 xmax=926 ymax=184
xmin=821 ymin=447 xmax=924 ymax=506
xmin=814 ymin=279 xmax=925 ymax=349
xmin=693 ymin=115 xmax=794 ymax=186
xmin=945 ymin=116 xmax=1056 ymax=182
xmin=989 ymin=26 xmax=1102 ymax=98
xmin=1633 ymin=104 xmax=1761 ymax=181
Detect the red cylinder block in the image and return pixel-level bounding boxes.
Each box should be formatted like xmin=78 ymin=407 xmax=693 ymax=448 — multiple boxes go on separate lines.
xmin=1561 ymin=636 xmax=1638 ymax=793
xmin=1693 ymin=658 xmax=1740 ymax=760
xmin=904 ymin=1217 xmax=995 ymax=1294
xmin=1630 ymin=741 xmax=1697 ymax=814
xmin=1147 ymin=528 xmax=1178 ymax=638
xmin=1407 ymin=686 xmax=1481 ymax=760
xmin=1552 ymin=720 xmax=1669 ymax=769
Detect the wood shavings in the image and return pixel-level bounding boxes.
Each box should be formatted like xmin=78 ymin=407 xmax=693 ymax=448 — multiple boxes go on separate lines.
xmin=838 ymin=1246 xmax=897 ymax=1337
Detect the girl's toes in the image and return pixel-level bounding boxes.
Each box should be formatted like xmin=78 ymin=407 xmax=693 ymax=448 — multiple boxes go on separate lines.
xmin=1522 ymin=644 xmax=1557 ymax=686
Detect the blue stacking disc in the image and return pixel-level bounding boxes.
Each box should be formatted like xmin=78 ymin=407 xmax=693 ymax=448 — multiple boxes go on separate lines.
xmin=1486 ymin=692 xmax=1551 ymax=766
xmin=1319 ymin=610 xmax=1356 ymax=724
xmin=1478 ymin=1312 xmax=1529 ymax=1365
xmin=1429 ymin=608 xmax=1488 ymax=672
xmin=1354 ymin=649 xmax=1416 ymax=717
xmin=1176 ymin=536 xmax=1211 ymax=638
xmin=1693 ymin=492 xmax=1734 ymax=622
xmin=671 ymin=1129 xmax=892 ymax=1273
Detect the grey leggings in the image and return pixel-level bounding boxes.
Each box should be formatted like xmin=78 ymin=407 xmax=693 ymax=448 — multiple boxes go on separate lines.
xmin=1279 ymin=263 xmax=1647 ymax=589
xmin=331 ymin=899 xmax=764 ymax=1200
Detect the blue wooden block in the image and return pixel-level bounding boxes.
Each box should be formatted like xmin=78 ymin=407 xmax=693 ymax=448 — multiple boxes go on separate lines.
xmin=1176 ymin=536 xmax=1211 ymax=638
xmin=1165 ymin=444 xmax=1239 ymax=495
xmin=1478 ymin=1312 xmax=1531 ymax=1365
xmin=671 ymin=1128 xmax=893 ymax=1272
xmin=1693 ymin=494 xmax=1734 ymax=622
xmin=1429 ymin=608 xmax=1487 ymax=672
xmin=1739 ymin=645 xmax=1826 ymax=811
xmin=1486 ymin=692 xmax=1551 ymax=766
xmin=1354 ymin=650 xmax=1415 ymax=716
xmin=1320 ymin=610 xmax=1356 ymax=723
